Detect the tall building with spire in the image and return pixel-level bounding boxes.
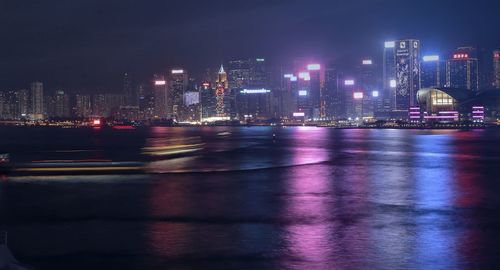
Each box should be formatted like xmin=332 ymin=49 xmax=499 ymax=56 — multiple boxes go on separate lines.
xmin=215 ymin=64 xmax=228 ymax=117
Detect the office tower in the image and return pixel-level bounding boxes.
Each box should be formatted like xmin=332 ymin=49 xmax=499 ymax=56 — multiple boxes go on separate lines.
xmin=169 ymin=69 xmax=188 ymax=119
xmin=123 ymin=72 xmax=137 ymax=106
xmin=200 ymin=81 xmax=216 ymax=119
xmin=394 ymin=39 xmax=421 ymax=111
xmin=280 ymin=71 xmax=298 ymax=119
xmin=249 ymin=58 xmax=268 ymax=88
xmin=228 ymin=59 xmax=251 ymax=89
xmin=494 ymin=50 xmax=500 ymax=89
xmin=30 ymin=82 xmax=44 ymax=120
xmin=215 ymin=65 xmax=228 ymax=117
xmin=358 ymin=59 xmax=378 ymax=117
xmin=75 ymin=94 xmax=92 ymax=118
xmin=0 ymin=91 xmax=15 ymax=119
xmin=421 ymin=55 xmax=446 ymax=88
xmin=53 ymin=90 xmax=71 ymax=118
xmin=323 ymin=62 xmax=338 ymax=118
xmin=92 ymin=94 xmax=106 ymax=117
xmin=342 ymin=78 xmax=356 ymax=119
xmin=0 ymin=92 xmax=4 ymax=119
xmin=383 ymin=41 xmax=396 ymax=95
xmin=447 ymin=47 xmax=479 ymax=91
xmin=307 ymin=64 xmax=321 ymax=119
xmin=153 ymin=74 xmax=168 ymax=119
xmin=17 ymin=89 xmax=29 ymax=117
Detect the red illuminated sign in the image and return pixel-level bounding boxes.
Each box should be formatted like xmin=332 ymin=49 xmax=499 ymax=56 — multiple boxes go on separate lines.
xmin=453 ymin=54 xmax=469 ymax=59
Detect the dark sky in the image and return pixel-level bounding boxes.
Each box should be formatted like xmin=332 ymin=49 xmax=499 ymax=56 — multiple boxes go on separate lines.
xmin=1 ymin=0 xmax=499 ymax=92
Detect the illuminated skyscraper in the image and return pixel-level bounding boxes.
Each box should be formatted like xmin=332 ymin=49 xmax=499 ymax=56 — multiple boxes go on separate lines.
xmin=215 ymin=64 xmax=228 ymax=117
xmin=123 ymin=72 xmax=134 ymax=105
xmin=153 ymin=74 xmax=168 ymax=119
xmin=447 ymin=47 xmax=479 ymax=91
xmin=421 ymin=55 xmax=446 ymax=88
xmin=494 ymin=49 xmax=500 ymax=89
xmin=323 ymin=62 xmax=338 ymax=118
xmin=394 ymin=39 xmax=421 ymax=111
xmin=169 ymin=69 xmax=188 ymax=119
xmin=30 ymin=81 xmax=44 ymax=120
xmin=383 ymin=41 xmax=396 ymax=93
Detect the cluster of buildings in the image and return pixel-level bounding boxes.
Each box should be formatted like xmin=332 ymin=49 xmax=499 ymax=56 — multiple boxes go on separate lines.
xmin=1 ymin=40 xmax=499 ymax=125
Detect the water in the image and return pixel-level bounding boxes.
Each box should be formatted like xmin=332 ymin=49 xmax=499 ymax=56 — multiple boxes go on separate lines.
xmin=0 ymin=126 xmax=499 ymax=269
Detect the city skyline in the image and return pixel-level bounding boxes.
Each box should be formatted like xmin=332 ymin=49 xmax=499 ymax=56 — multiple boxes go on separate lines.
xmin=1 ymin=0 xmax=499 ymax=90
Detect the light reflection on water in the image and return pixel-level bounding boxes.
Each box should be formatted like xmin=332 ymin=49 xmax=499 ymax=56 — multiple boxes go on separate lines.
xmin=0 ymin=127 xmax=498 ymax=269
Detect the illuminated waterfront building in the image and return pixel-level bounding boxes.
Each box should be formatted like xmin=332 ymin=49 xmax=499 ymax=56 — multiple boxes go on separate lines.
xmin=494 ymin=49 xmax=500 ymax=89
xmin=169 ymin=69 xmax=188 ymax=119
xmin=215 ymin=64 xmax=228 ymax=117
xmin=153 ymin=74 xmax=169 ymax=119
xmin=447 ymin=47 xmax=479 ymax=91
xmin=421 ymin=55 xmax=446 ymax=88
xmin=394 ymin=39 xmax=421 ymax=111
xmin=322 ymin=62 xmax=338 ymax=119
xmin=30 ymin=81 xmax=44 ymax=120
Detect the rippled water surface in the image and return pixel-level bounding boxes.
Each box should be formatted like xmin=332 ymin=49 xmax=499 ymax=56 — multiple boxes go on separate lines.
xmin=0 ymin=126 xmax=499 ymax=269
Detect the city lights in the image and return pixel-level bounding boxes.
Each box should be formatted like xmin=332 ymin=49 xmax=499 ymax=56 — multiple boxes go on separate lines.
xmin=298 ymin=90 xmax=308 ymax=96
xmin=293 ymin=112 xmax=305 ymax=117
xmin=298 ymin=72 xmax=310 ymax=79
xmin=372 ymin=90 xmax=379 ymax=97
xmin=155 ymin=80 xmax=166 ymax=85
xmin=307 ymin=64 xmax=321 ymax=71
xmin=284 ymin=74 xmax=293 ymax=78
xmin=344 ymin=80 xmax=355 ymax=86
xmin=240 ymin=89 xmax=271 ymax=94
xmin=423 ymin=55 xmax=440 ymax=62
xmin=172 ymin=69 xmax=184 ymax=74
xmin=384 ymin=41 xmax=395 ymax=48
xmin=353 ymin=92 xmax=364 ymax=99
xmin=390 ymin=79 xmax=397 ymax=88
xmin=362 ymin=59 xmax=373 ymax=65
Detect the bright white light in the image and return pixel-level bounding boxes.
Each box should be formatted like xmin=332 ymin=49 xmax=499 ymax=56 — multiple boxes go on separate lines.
xmin=155 ymin=80 xmax=166 ymax=86
xmin=293 ymin=112 xmax=305 ymax=117
xmin=372 ymin=90 xmax=379 ymax=97
xmin=390 ymin=79 xmax=397 ymax=88
xmin=171 ymin=69 xmax=184 ymax=74
xmin=353 ymin=92 xmax=364 ymax=99
xmin=256 ymin=58 xmax=265 ymax=62
xmin=423 ymin=55 xmax=440 ymax=62
xmin=344 ymin=80 xmax=355 ymax=86
xmin=298 ymin=90 xmax=308 ymax=96
xmin=384 ymin=41 xmax=395 ymax=48
xmin=284 ymin=74 xmax=293 ymax=78
xmin=307 ymin=64 xmax=321 ymax=71
xmin=290 ymin=76 xmax=298 ymax=82
xmin=298 ymin=72 xmax=310 ymax=79
xmin=362 ymin=59 xmax=373 ymax=65
xmin=240 ymin=89 xmax=271 ymax=94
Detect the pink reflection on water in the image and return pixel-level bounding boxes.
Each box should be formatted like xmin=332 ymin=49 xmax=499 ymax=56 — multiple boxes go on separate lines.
xmin=282 ymin=128 xmax=334 ymax=268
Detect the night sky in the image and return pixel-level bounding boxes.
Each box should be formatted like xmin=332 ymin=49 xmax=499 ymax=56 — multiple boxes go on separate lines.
xmin=1 ymin=0 xmax=499 ymax=92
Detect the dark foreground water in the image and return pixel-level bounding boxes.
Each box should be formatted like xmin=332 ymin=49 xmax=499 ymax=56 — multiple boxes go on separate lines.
xmin=0 ymin=126 xmax=499 ymax=269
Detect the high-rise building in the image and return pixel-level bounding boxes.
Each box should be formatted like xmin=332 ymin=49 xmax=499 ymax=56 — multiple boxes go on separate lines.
xmin=169 ymin=69 xmax=188 ymax=119
xmin=447 ymin=47 xmax=479 ymax=91
xmin=215 ymin=65 xmax=229 ymax=117
xmin=30 ymin=82 xmax=44 ymax=120
xmin=53 ymin=90 xmax=71 ymax=118
xmin=200 ymin=81 xmax=216 ymax=120
xmin=421 ymin=55 xmax=446 ymax=88
xmin=394 ymin=39 xmax=421 ymax=111
xmin=228 ymin=59 xmax=251 ymax=89
xmin=153 ymin=74 xmax=168 ymax=119
xmin=123 ymin=72 xmax=135 ymax=106
xmin=75 ymin=94 xmax=92 ymax=118
xmin=383 ymin=41 xmax=397 ymax=96
xmin=494 ymin=49 xmax=500 ymax=89
xmin=92 ymin=94 xmax=106 ymax=117
xmin=323 ymin=62 xmax=338 ymax=119
xmin=154 ymin=75 xmax=171 ymax=119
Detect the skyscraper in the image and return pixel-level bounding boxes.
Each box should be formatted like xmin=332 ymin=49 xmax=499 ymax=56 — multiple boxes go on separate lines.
xmin=323 ymin=62 xmax=338 ymax=119
xmin=394 ymin=39 xmax=421 ymax=111
xmin=30 ymin=81 xmax=44 ymax=120
xmin=76 ymin=94 xmax=92 ymax=118
xmin=153 ymin=74 xmax=168 ymax=119
xmin=123 ymin=72 xmax=134 ymax=106
xmin=215 ymin=64 xmax=228 ymax=117
xmin=494 ymin=49 xmax=500 ymax=89
xmin=447 ymin=47 xmax=479 ymax=91
xmin=169 ymin=69 xmax=188 ymax=119
xmin=53 ymin=90 xmax=71 ymax=118
xmin=421 ymin=55 xmax=446 ymax=88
